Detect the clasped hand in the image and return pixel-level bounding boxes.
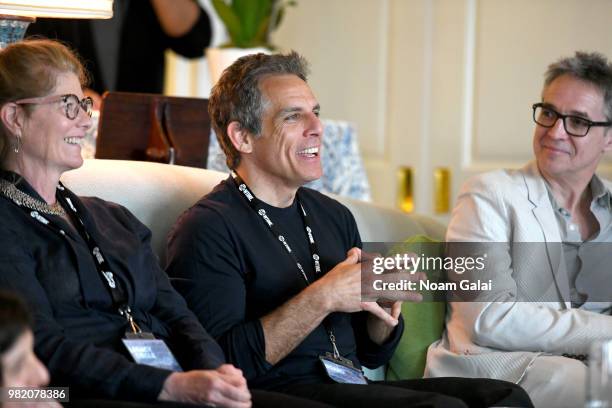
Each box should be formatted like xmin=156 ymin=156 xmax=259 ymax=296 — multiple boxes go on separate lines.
xmin=159 ymin=364 xmax=251 ymax=408
xmin=313 ymin=247 xmax=423 ymax=330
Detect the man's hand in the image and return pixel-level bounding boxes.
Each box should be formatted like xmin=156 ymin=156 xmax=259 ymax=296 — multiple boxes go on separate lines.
xmin=366 ymin=301 xmax=403 ymax=345
xmin=312 ymin=248 xmax=408 ymax=327
xmin=150 ymin=0 xmax=201 ymax=37
xmin=260 ymin=248 xmax=422 ymax=364
xmin=158 ymin=364 xmax=251 ymax=408
xmin=360 ymin=249 xmax=425 ymax=344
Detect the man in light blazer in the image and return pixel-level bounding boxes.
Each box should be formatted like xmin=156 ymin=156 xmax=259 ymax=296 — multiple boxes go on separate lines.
xmin=425 ymin=51 xmax=612 ymax=408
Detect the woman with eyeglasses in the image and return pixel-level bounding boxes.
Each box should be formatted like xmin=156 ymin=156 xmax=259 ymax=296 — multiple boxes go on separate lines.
xmin=0 ymin=39 xmax=327 ymax=408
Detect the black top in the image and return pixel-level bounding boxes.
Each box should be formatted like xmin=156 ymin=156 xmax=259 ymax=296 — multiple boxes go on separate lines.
xmin=26 ymin=0 xmax=212 ymax=94
xmin=166 ymin=178 xmax=404 ymax=390
xmin=0 ymin=173 xmax=225 ymax=401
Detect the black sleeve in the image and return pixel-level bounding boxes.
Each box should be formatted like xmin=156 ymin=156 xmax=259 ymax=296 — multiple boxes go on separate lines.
xmin=352 ymin=312 xmax=405 ymax=369
xmin=166 ymin=207 xmax=272 ymax=380
xmin=346 ymin=205 xmax=363 ymax=249
xmin=165 ymin=2 xmax=212 ymax=58
xmin=120 ymin=205 xmax=226 ymax=371
xmin=0 ymin=225 xmax=170 ymax=401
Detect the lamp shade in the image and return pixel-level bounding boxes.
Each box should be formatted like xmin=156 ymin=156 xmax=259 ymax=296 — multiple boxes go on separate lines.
xmin=0 ymin=0 xmax=113 ymax=19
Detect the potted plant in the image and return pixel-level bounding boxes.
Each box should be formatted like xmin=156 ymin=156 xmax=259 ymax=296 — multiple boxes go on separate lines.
xmin=207 ymin=0 xmax=297 ymax=84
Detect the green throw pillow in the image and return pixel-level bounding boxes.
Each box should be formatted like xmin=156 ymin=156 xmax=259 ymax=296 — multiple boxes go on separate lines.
xmin=386 ymin=235 xmax=446 ymax=380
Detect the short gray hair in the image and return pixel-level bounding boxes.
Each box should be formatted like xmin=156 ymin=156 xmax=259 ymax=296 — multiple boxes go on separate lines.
xmin=208 ymin=51 xmax=309 ymax=169
xmin=544 ymin=51 xmax=612 ymax=120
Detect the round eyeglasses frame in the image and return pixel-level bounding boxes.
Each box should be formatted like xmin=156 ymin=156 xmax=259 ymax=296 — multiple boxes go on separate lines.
xmin=532 ymin=102 xmax=611 ymax=137
xmin=14 ymin=94 xmax=93 ymax=120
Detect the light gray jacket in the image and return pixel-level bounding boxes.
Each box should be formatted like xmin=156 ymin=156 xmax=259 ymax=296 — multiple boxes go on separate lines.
xmin=425 ymin=161 xmax=612 ymax=382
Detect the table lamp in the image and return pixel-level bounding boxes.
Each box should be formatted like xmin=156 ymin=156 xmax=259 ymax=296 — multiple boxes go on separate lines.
xmin=0 ymin=0 xmax=113 ymax=48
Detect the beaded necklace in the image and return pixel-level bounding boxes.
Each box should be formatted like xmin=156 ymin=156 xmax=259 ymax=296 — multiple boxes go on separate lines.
xmin=0 ymin=179 xmax=66 ymax=217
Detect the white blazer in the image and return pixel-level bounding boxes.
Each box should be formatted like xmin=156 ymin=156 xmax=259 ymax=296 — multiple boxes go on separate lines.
xmin=425 ymin=161 xmax=612 ymax=383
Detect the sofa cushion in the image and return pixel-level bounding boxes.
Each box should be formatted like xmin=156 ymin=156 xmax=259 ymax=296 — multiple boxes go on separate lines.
xmin=386 ymin=235 xmax=446 ymax=380
xmin=335 ymin=196 xmax=445 ymax=242
xmin=61 ymin=159 xmax=227 ymax=264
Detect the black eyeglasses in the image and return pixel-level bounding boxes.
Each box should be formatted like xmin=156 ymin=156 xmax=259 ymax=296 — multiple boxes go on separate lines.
xmin=532 ymin=103 xmax=611 ymax=137
xmin=15 ymin=94 xmax=93 ymax=120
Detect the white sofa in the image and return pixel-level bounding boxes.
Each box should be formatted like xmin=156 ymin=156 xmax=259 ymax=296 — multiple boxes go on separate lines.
xmin=62 ymin=159 xmax=446 ymax=265
xmin=61 ymin=159 xmax=446 ymax=380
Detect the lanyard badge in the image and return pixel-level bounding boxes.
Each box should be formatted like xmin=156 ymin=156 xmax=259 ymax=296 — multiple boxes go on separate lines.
xmin=319 ymin=331 xmax=368 ymax=385
xmin=119 ymin=305 xmax=182 ymax=371
xmin=122 ymin=338 xmax=183 ymax=372
xmin=233 ymin=175 xmax=367 ymax=384
xmin=319 ymin=353 xmax=368 ymax=385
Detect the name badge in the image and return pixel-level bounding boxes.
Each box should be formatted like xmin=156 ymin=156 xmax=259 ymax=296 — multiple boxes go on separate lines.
xmin=122 ymin=338 xmax=183 ymax=372
xmin=319 ymin=354 xmax=368 ymax=385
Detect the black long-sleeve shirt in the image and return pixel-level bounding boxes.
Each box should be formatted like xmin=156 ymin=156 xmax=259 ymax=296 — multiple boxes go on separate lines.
xmin=0 ymin=174 xmax=224 ymax=401
xmin=166 ymin=178 xmax=403 ymax=390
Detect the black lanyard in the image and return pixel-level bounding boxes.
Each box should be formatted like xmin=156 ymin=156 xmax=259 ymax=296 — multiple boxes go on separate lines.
xmin=9 ymin=182 xmax=141 ymax=334
xmin=232 ymin=175 xmax=342 ymax=358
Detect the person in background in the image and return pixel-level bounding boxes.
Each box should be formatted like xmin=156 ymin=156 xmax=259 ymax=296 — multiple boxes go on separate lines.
xmin=426 ymin=51 xmax=612 ymax=408
xmin=0 ymin=290 xmax=60 ymax=408
xmin=26 ymin=0 xmax=212 ymax=107
xmin=0 ymin=38 xmax=325 ymax=408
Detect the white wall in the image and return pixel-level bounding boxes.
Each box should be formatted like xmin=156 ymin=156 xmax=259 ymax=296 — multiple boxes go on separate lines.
xmin=165 ymin=0 xmax=612 ymax=216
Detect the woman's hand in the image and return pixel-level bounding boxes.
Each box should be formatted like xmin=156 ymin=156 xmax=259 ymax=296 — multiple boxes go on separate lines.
xmin=158 ymin=364 xmax=251 ymax=408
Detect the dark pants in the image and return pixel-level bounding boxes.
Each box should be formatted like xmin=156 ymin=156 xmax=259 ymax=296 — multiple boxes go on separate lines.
xmin=278 ymin=377 xmax=534 ymax=408
xmin=68 ymin=389 xmax=333 ymax=408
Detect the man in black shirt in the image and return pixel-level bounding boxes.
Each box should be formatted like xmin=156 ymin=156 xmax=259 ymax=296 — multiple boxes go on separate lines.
xmin=167 ymin=51 xmax=533 ymax=408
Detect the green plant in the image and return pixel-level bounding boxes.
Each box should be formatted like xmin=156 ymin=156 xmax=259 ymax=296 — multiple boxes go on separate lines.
xmin=211 ymin=0 xmax=297 ymax=49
